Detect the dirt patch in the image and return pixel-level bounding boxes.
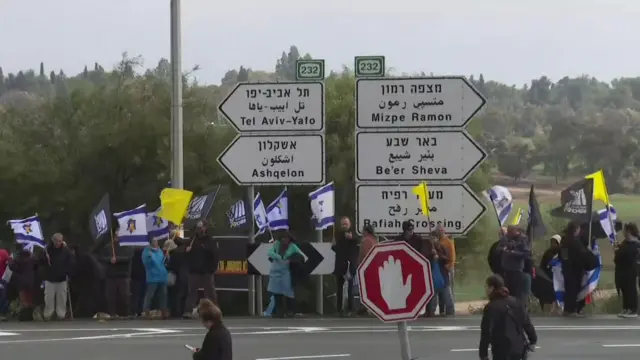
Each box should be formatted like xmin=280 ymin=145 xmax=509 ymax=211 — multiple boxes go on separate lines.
xmin=507 ymin=186 xmax=560 ymax=202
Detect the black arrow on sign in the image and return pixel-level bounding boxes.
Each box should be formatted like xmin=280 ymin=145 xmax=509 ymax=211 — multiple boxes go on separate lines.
xmin=297 ymin=242 xmax=324 ymax=276
xmin=246 ymin=243 xmax=261 ymax=275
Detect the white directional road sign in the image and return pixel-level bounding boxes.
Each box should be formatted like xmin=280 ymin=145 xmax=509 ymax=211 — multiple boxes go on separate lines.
xmin=355 ymin=130 xmax=487 ymax=182
xmin=355 ymin=183 xmax=486 ymax=236
xmin=218 ymin=82 xmax=325 ymax=132
xmin=356 ymin=77 xmax=486 ymax=129
xmin=217 ymin=134 xmax=325 ymax=186
xmin=248 ymin=242 xmax=335 ymax=275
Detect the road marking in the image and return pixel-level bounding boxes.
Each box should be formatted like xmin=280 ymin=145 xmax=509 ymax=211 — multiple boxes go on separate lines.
xmin=256 ymin=355 xmax=350 ymax=360
xmin=451 ymin=346 xmax=540 ymax=352
xmin=0 ymin=332 xmax=19 ymax=336
xmin=603 ymin=344 xmax=640 ymax=347
xmin=0 ymin=328 xmax=181 ymax=344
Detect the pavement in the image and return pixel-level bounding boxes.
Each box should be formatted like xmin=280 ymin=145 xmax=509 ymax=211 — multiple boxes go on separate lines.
xmin=1 ymin=316 xmax=640 ymax=359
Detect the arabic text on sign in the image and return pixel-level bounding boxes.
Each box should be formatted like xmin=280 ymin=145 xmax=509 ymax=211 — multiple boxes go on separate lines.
xmin=245 ymin=87 xmax=310 ymax=99
xmin=387 ymin=151 xmax=435 ymax=164
xmin=387 ymin=204 xmax=438 ymax=217
xmin=247 ymin=101 xmax=308 ymax=113
xmin=261 ymin=155 xmax=295 ymax=167
xmin=380 ymin=84 xmax=443 ymax=95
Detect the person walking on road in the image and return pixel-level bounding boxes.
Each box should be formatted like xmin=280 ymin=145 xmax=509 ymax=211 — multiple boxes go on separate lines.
xmin=41 ymin=233 xmax=74 ymax=321
xmin=479 ymin=274 xmax=537 ymax=360
xmin=190 ymin=299 xmax=232 ymax=360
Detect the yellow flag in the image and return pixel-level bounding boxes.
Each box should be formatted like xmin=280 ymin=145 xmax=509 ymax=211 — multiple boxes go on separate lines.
xmin=158 ymin=188 xmax=194 ymax=225
xmin=511 ymin=208 xmax=523 ymax=225
xmin=412 ymin=182 xmax=430 ymax=217
xmin=585 ymin=169 xmax=610 ymax=205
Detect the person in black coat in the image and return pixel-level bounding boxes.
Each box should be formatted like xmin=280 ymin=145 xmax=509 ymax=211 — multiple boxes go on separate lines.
xmin=479 ymin=274 xmax=537 ymax=360
xmin=559 ymin=221 xmax=587 ymax=316
xmin=191 ymin=299 xmax=232 ymax=360
xmin=332 ymin=216 xmax=358 ymax=316
xmin=184 ymin=221 xmax=219 ymax=318
xmin=614 ymin=222 xmax=640 ymax=318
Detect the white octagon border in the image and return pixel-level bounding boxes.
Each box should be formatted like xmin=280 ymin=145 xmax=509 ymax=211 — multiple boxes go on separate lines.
xmin=357 ymin=241 xmax=434 ymax=322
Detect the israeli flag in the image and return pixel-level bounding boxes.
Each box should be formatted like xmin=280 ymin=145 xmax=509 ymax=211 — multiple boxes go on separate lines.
xmin=598 ymin=205 xmax=617 ymax=244
xmin=226 ymin=200 xmax=247 ymax=228
xmin=113 ymin=204 xmax=149 ymax=246
xmin=309 ymin=182 xmax=335 ymax=230
xmin=551 ymin=240 xmax=602 ymax=308
xmin=146 ymin=208 xmax=170 ymax=241
xmin=484 ymin=185 xmax=513 ymax=225
xmin=8 ymin=215 xmax=45 ymax=249
xmin=254 ymin=194 xmax=269 ymax=236
xmin=266 ymin=189 xmax=289 ymax=231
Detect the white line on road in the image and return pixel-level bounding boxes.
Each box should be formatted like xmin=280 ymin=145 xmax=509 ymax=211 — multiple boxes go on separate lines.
xmin=603 ymin=344 xmax=640 ymax=347
xmin=256 ymin=355 xmax=350 ymax=360
xmin=451 ymin=346 xmax=540 ymax=352
xmin=0 ymin=328 xmax=181 ymax=344
xmin=0 ymin=332 xmax=20 ymax=336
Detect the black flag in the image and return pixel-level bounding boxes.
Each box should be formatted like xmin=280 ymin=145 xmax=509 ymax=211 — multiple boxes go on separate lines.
xmin=183 ymin=185 xmax=221 ymax=228
xmin=89 ymin=193 xmax=112 ymax=241
xmin=526 ymin=185 xmax=546 ymax=240
xmin=550 ymin=178 xmax=593 ymax=223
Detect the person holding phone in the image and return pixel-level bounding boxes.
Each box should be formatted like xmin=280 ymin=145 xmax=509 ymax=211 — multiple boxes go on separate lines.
xmin=189 ymin=299 xmax=232 ymax=360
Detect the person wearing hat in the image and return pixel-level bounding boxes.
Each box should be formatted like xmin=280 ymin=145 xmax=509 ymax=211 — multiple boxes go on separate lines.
xmin=394 ymin=221 xmax=423 ymax=253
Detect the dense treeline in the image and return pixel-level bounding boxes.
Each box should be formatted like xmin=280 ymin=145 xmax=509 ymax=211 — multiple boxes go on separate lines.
xmin=1 ymin=45 xmax=637 ymax=267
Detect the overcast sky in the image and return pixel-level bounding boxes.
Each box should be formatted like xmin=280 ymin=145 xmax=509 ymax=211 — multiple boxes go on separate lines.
xmin=1 ymin=0 xmax=637 ymax=86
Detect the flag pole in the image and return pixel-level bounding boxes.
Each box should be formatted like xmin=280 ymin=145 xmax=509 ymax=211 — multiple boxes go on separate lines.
xmin=110 ymin=228 xmax=116 ymax=258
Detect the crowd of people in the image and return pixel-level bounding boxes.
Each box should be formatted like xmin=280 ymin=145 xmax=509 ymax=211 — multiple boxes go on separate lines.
xmin=0 ymin=220 xmax=220 ymax=321
xmin=324 ymin=217 xmax=456 ymax=317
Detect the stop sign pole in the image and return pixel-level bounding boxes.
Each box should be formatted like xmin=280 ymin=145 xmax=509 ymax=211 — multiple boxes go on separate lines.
xmin=357 ymin=241 xmax=434 ymax=360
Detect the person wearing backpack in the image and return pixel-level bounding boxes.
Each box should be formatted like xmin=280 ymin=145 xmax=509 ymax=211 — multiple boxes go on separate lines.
xmin=614 ymin=222 xmax=640 ymax=318
xmin=479 ymin=274 xmax=537 ymax=360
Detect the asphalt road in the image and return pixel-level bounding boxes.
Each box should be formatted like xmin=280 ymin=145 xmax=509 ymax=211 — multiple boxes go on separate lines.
xmin=1 ymin=316 xmax=640 ymax=359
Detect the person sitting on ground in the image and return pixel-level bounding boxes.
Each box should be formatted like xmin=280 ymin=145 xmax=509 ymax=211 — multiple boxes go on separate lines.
xmin=190 ymin=299 xmax=232 ymax=360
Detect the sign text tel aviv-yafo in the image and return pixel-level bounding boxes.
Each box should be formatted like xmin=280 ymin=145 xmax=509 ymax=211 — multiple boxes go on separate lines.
xmin=241 ymin=85 xmax=317 ymax=128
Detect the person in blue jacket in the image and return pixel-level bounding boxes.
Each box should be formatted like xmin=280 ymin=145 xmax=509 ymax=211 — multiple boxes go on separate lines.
xmin=267 ymin=235 xmax=304 ymax=318
xmin=142 ymin=237 xmax=169 ymax=319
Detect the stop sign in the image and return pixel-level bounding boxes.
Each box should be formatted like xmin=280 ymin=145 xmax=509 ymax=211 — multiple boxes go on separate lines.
xmin=357 ymin=241 xmax=434 ymax=322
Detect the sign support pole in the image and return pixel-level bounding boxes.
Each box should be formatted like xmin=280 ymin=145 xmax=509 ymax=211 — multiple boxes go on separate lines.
xmin=247 ymin=186 xmax=256 ymax=316
xmin=397 ymin=321 xmax=412 ymax=360
xmin=316 ymin=229 xmax=324 ymax=315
